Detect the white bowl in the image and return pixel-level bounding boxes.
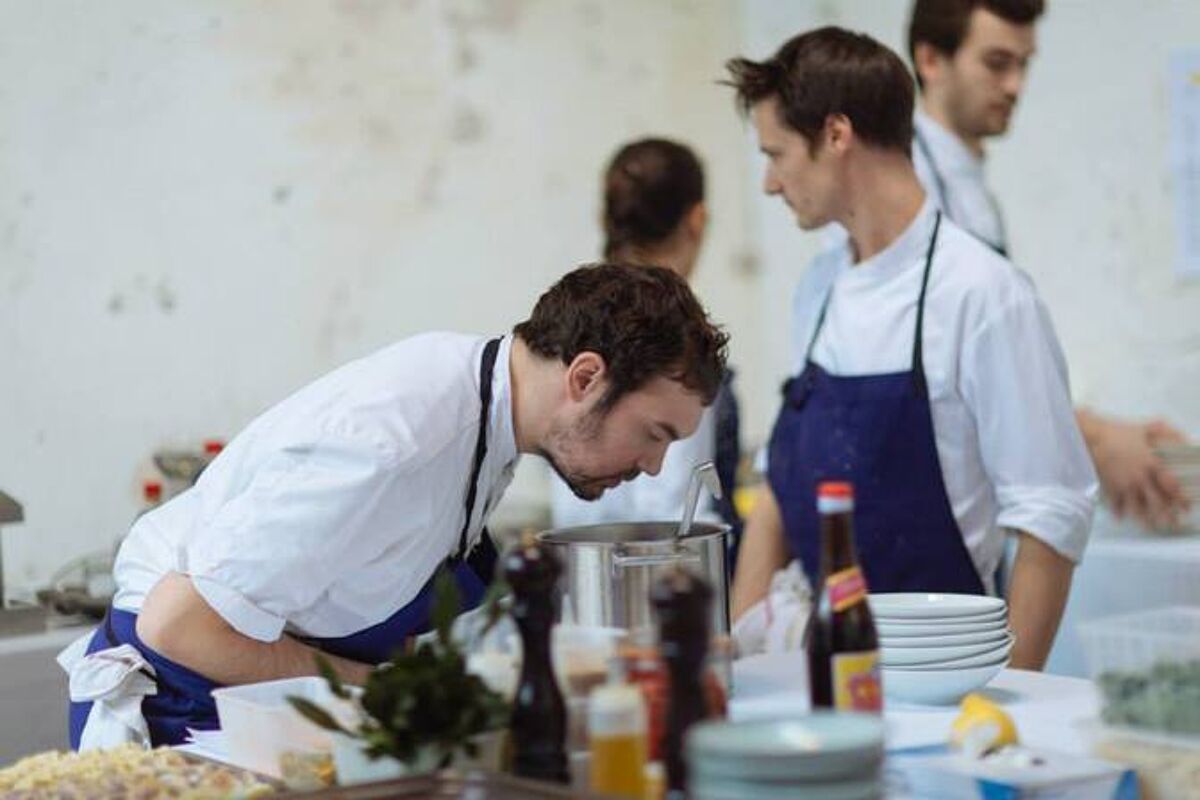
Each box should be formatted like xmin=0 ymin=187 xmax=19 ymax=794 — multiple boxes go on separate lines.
xmin=878 ymin=627 xmax=1011 ymax=648
xmin=882 ymin=659 xmax=1007 ymax=705
xmin=212 ymin=676 xmax=341 ymax=778
xmin=877 ymin=617 xmax=1008 ymax=637
xmin=869 ymin=593 xmax=1005 ymax=620
xmin=882 ymin=635 xmax=1012 ymax=666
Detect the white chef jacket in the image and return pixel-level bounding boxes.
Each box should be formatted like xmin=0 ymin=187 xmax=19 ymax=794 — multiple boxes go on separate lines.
xmin=788 ymin=201 xmax=1097 ymax=582
xmin=912 ymin=109 xmax=1007 ymax=254
xmin=112 ymin=333 xmax=518 ymax=642
xmin=550 ymin=406 xmax=719 ymax=527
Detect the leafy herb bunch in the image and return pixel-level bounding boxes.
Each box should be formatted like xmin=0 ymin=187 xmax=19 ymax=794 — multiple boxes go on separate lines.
xmin=289 ymin=568 xmax=510 ymax=768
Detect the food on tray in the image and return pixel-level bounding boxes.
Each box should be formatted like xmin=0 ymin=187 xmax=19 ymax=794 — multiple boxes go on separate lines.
xmin=0 ymin=744 xmax=273 ymax=798
xmin=278 ymin=750 xmax=335 ymax=791
xmin=1097 ymin=659 xmax=1200 ymax=735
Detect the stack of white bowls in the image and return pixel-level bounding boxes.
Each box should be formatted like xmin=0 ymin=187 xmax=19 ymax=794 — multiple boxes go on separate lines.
xmin=686 ymin=712 xmax=885 ymax=800
xmin=1156 ymin=444 xmax=1200 ymax=530
xmin=871 ymin=593 xmax=1012 ymax=705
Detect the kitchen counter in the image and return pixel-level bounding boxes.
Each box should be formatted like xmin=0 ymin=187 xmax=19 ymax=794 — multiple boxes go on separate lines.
xmin=730 ymin=656 xmax=1100 ymax=755
xmin=0 ymin=619 xmax=94 ymax=764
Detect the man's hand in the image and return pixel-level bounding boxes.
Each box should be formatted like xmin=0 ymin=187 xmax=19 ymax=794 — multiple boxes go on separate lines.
xmin=1077 ymin=409 xmax=1191 ymax=530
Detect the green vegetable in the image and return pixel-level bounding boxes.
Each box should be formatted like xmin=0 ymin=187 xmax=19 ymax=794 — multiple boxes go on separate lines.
xmin=1098 ymin=659 xmax=1200 ymax=735
xmin=288 ymin=567 xmax=510 ymax=768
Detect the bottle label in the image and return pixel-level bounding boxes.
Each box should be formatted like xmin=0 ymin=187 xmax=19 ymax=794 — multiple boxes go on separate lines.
xmin=832 ymin=650 xmax=882 ymax=712
xmin=826 ymin=566 xmax=867 ymax=613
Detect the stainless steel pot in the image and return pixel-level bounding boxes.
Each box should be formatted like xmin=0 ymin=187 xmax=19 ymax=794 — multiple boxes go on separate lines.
xmin=537 ymin=521 xmax=730 ymax=637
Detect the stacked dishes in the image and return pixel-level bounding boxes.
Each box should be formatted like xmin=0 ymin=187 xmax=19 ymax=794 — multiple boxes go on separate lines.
xmin=686 ymin=713 xmax=885 ymax=800
xmin=1156 ymin=444 xmax=1200 ymax=530
xmin=872 ymin=593 xmax=1012 ymax=705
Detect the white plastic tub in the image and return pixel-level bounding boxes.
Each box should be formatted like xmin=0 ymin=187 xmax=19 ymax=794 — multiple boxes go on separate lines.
xmin=1079 ymin=606 xmax=1200 ymax=737
xmin=211 ymin=676 xmax=343 ymax=778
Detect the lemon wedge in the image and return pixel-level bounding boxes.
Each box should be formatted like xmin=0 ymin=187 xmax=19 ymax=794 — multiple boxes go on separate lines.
xmin=950 ymin=693 xmax=1018 ymax=758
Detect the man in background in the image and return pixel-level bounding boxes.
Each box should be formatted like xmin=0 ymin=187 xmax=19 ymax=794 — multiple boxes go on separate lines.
xmin=908 ymin=0 xmax=1191 ymax=529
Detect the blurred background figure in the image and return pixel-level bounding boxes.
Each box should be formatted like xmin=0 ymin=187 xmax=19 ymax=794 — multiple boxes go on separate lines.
xmin=550 ymin=138 xmax=744 ymax=560
xmin=906 ymin=0 xmax=1192 ymax=530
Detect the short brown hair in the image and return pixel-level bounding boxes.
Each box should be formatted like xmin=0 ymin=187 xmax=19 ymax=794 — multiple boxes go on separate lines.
xmin=908 ymin=0 xmax=1045 ymax=88
xmin=513 ymin=263 xmax=727 ymax=408
xmin=724 ymin=27 xmax=915 ymax=153
xmin=603 ymin=138 xmax=705 ymax=261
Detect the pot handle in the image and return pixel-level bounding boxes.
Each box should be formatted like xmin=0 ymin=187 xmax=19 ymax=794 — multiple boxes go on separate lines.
xmin=612 ymin=549 xmax=701 ymax=571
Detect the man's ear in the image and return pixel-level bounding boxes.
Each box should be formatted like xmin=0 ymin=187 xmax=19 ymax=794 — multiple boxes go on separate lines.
xmin=565 ymin=351 xmax=606 ymax=402
xmin=685 ymin=202 xmax=708 ymax=241
xmin=823 ymin=113 xmax=855 ymax=156
xmin=913 ymin=41 xmax=946 ymax=90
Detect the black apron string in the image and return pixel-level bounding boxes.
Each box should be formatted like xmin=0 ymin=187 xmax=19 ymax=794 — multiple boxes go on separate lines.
xmin=449 ymin=336 xmax=503 ymax=565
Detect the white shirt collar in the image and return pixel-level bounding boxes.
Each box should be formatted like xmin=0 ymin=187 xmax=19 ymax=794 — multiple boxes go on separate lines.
xmin=915 ymin=108 xmax=985 ymax=176
xmin=839 ymin=198 xmax=940 ymax=285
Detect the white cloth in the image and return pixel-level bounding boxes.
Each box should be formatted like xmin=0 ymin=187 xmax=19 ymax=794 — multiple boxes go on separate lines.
xmin=912 ymin=109 xmax=1007 ymax=254
xmin=788 ymin=201 xmax=1097 ymax=581
xmin=549 ymin=406 xmax=719 ymax=527
xmin=112 ymin=333 xmax=518 ymax=641
xmin=731 ymin=561 xmax=813 ymax=657
xmin=57 ymin=632 xmax=157 ymax=750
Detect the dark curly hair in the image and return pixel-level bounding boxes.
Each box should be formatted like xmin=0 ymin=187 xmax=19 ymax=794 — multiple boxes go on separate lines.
xmin=603 ymin=138 xmax=705 ymax=260
xmin=513 ymin=263 xmax=727 ymax=410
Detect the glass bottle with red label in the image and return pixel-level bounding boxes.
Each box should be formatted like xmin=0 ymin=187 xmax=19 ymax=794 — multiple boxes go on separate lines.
xmin=805 ymin=481 xmax=882 ymax=713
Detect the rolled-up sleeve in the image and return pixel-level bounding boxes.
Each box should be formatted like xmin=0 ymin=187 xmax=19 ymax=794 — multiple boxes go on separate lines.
xmin=960 ymin=288 xmax=1098 ymax=562
xmin=184 ymin=428 xmax=400 ymax=641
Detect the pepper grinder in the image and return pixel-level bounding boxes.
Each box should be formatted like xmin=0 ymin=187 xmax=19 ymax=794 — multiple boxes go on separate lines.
xmin=504 ymin=533 xmax=569 ymax=784
xmin=652 ymin=566 xmax=713 ymax=800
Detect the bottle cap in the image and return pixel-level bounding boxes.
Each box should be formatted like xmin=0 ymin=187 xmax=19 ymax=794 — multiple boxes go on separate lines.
xmin=203 ymin=439 xmax=225 ymax=456
xmin=142 ymin=480 xmax=163 ymax=503
xmin=817 ymin=481 xmax=853 ymax=499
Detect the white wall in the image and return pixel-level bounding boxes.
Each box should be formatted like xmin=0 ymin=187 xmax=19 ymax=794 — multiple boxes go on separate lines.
xmin=0 ymin=0 xmax=760 ymax=593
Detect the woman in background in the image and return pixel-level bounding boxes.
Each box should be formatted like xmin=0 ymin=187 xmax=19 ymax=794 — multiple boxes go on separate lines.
xmin=550 ymin=138 xmax=743 ymax=557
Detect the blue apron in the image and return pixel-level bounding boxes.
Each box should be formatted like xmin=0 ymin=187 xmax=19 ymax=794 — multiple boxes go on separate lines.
xmin=767 ymin=213 xmax=985 ymax=596
xmin=70 ymin=337 xmax=504 ymax=748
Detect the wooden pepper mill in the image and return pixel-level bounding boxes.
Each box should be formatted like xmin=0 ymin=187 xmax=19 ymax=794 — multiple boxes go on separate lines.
xmin=651 ymin=566 xmax=713 ymax=800
xmin=504 ymin=533 xmax=569 ymax=784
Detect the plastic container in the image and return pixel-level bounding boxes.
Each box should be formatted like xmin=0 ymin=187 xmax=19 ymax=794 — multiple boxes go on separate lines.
xmin=211 ymin=676 xmax=343 ymax=778
xmin=1079 ymin=606 xmax=1200 ymax=736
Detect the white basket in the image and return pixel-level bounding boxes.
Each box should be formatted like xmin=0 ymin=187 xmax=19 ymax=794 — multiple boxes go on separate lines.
xmin=1079 ymin=606 xmax=1200 ymax=736
xmin=211 ymin=676 xmax=342 ymax=778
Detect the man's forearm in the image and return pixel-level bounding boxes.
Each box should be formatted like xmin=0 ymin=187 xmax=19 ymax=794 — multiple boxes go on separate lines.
xmin=1006 ymin=532 xmax=1074 ymax=671
xmin=136 ymin=572 xmax=372 ymax=687
xmin=731 ymin=485 xmax=790 ymax=622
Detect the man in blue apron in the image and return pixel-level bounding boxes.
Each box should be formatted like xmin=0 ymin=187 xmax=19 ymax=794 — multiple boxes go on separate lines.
xmin=906 ymin=0 xmax=1192 ymax=530
xmin=724 ymin=28 xmax=1097 ymax=670
xmin=61 ymin=262 xmax=728 ymax=749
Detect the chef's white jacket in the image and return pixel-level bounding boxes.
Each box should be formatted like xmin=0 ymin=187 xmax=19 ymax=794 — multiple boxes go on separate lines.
xmin=112 ymin=333 xmax=518 ymax=642
xmin=789 ymin=201 xmax=1097 ymax=583
xmin=913 ymin=109 xmax=1007 ymax=254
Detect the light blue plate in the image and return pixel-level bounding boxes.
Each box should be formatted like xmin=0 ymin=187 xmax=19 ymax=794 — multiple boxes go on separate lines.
xmin=691 ymin=775 xmax=881 ymax=800
xmin=687 ymin=712 xmax=885 ymax=782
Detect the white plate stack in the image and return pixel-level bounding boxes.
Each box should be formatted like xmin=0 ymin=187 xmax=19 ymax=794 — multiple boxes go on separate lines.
xmin=871 ymin=593 xmax=1012 ymax=706
xmin=1156 ymin=444 xmax=1200 ymax=530
xmin=686 ymin=713 xmax=886 ymax=800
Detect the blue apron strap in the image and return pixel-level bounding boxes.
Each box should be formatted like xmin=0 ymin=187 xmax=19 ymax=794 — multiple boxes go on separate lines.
xmin=911 ymin=211 xmax=943 ymax=397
